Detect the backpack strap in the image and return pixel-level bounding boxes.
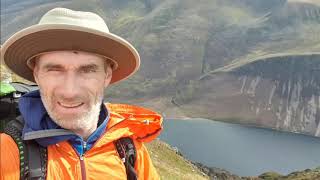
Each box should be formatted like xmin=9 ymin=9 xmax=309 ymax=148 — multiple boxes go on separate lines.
xmin=4 ymin=117 xmax=29 ymax=179
xmin=4 ymin=116 xmax=47 ymax=180
xmin=114 ymin=137 xmax=137 ymax=180
xmin=26 ymin=142 xmax=47 ymax=180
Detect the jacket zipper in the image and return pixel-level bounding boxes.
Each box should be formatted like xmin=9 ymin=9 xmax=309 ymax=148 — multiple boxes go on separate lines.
xmin=79 ymin=155 xmax=86 ymax=180
xmin=74 ymin=128 xmax=120 ymax=180
xmin=71 ymin=141 xmax=87 ymax=180
xmin=80 ymin=141 xmax=87 ymax=180
xmin=70 ymin=119 xmax=151 ymax=180
xmin=83 ymin=142 xmax=87 ymax=151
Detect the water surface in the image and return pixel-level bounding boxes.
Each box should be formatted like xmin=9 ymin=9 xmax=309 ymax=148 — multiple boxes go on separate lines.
xmin=159 ymin=118 xmax=320 ymax=176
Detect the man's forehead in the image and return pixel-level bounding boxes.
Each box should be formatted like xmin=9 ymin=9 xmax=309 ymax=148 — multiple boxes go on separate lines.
xmin=36 ymin=50 xmax=106 ymax=67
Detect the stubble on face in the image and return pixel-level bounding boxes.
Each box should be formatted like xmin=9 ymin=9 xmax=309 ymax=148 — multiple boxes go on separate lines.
xmin=40 ymin=87 xmax=104 ymax=133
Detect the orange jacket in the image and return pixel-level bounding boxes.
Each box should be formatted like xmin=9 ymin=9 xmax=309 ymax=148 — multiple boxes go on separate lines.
xmin=0 ymin=103 xmax=163 ymax=180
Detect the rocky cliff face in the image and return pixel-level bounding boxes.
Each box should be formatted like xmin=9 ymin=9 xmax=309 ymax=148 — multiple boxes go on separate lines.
xmin=232 ymin=55 xmax=320 ymax=136
xmin=171 ymin=54 xmax=320 ymax=136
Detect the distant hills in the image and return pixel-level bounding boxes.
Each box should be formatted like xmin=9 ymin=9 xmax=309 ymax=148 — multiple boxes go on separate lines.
xmin=1 ymin=0 xmax=319 ymax=136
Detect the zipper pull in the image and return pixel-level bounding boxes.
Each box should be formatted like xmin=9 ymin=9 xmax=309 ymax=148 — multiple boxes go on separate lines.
xmin=83 ymin=141 xmax=87 ymax=151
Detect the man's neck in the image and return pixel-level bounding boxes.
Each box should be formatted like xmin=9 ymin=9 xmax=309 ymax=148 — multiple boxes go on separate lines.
xmin=73 ymin=124 xmax=98 ymax=141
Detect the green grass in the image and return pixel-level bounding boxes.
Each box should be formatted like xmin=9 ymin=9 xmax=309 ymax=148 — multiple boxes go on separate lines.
xmin=258 ymin=167 xmax=320 ymax=180
xmin=288 ymin=0 xmax=320 ymax=6
xmin=200 ymin=52 xmax=320 ymax=80
xmin=112 ymin=15 xmax=143 ymax=31
xmin=146 ymin=139 xmax=209 ymax=180
xmin=218 ymin=5 xmax=255 ymax=25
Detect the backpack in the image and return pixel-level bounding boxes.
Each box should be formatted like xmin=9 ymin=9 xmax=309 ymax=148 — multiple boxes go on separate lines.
xmin=1 ymin=82 xmax=137 ymax=180
xmin=0 ymin=82 xmax=38 ymax=131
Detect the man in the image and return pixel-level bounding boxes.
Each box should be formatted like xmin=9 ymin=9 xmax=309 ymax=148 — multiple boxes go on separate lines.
xmin=0 ymin=8 xmax=162 ymax=179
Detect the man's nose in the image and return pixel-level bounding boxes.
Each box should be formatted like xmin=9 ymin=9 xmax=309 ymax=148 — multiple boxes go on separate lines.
xmin=58 ymin=72 xmax=80 ymax=99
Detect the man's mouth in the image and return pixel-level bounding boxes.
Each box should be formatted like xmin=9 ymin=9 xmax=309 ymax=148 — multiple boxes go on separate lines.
xmin=58 ymin=102 xmax=84 ymax=108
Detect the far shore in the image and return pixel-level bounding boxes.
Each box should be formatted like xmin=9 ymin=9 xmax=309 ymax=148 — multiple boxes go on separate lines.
xmin=163 ymin=117 xmax=318 ymax=138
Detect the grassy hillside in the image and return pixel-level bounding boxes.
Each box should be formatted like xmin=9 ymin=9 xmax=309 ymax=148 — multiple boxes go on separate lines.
xmin=146 ymin=139 xmax=208 ymax=180
xmin=258 ymin=167 xmax=320 ymax=180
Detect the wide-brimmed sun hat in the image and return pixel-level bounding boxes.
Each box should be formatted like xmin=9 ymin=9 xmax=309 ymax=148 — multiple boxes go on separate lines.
xmin=1 ymin=7 xmax=140 ymax=84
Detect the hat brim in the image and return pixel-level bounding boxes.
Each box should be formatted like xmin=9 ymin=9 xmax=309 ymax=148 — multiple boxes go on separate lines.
xmin=1 ymin=24 xmax=140 ymax=84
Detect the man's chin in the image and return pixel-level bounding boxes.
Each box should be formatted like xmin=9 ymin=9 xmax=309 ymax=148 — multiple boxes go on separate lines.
xmin=45 ymin=100 xmax=102 ymax=130
xmin=50 ymin=114 xmax=84 ymax=128
xmin=54 ymin=119 xmax=83 ymax=130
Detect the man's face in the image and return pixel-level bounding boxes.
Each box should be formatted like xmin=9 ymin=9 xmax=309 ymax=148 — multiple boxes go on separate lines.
xmin=33 ymin=50 xmax=112 ymax=131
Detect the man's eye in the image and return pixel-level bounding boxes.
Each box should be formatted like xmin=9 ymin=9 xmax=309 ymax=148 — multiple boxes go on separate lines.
xmin=47 ymin=68 xmax=61 ymax=72
xmin=81 ymin=69 xmax=97 ymax=73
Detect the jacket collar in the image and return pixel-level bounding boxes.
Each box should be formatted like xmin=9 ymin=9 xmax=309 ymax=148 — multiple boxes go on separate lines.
xmin=92 ymin=103 xmax=163 ymax=148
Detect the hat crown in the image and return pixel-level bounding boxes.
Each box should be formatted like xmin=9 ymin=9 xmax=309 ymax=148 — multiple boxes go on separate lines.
xmin=39 ymin=8 xmax=110 ymax=32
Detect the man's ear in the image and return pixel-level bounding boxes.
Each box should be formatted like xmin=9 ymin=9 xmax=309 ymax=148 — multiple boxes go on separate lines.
xmin=104 ymin=65 xmax=113 ymax=87
xmin=33 ymin=64 xmax=40 ymax=85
